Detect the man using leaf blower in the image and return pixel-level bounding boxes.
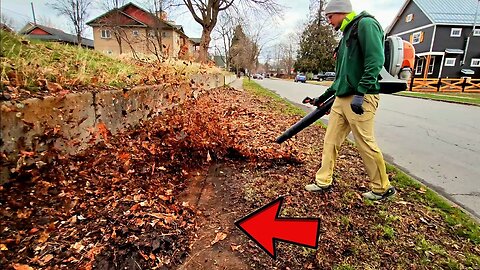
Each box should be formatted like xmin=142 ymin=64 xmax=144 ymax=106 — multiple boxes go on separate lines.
xmin=304 ymin=0 xmax=396 ymax=200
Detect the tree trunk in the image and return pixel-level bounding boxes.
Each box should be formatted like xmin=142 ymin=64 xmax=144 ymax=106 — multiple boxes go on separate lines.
xmin=199 ymin=28 xmax=213 ymax=63
xmin=119 ymin=37 xmax=123 ymax=54
xmin=115 ymin=34 xmax=123 ymax=54
xmin=77 ymin=34 xmax=82 ymax=47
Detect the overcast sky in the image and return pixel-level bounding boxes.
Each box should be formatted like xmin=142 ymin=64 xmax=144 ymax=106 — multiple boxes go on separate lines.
xmin=1 ymin=0 xmax=405 ymax=60
xmin=2 ymin=0 xmax=405 ymax=36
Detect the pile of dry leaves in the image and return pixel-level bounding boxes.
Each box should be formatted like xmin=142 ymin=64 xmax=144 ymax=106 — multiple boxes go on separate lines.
xmin=0 ymin=86 xmax=303 ymax=269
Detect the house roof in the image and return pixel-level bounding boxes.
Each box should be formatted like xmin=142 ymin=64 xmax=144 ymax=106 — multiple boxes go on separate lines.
xmin=87 ymin=9 xmax=148 ymax=27
xmin=386 ymin=0 xmax=480 ymax=34
xmin=1 ymin=23 xmax=14 ymax=33
xmin=415 ymin=0 xmax=480 ymax=24
xmin=87 ymin=2 xmax=189 ymax=38
xmin=213 ymin=55 xmax=226 ymax=67
xmin=189 ymin=38 xmax=201 ymax=45
xmin=19 ymin=23 xmax=94 ymax=48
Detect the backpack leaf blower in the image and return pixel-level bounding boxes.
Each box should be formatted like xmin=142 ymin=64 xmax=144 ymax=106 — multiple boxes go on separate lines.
xmin=276 ymin=36 xmax=415 ymax=144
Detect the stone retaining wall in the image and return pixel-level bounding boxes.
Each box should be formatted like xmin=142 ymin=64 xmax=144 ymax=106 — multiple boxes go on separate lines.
xmin=0 ymin=74 xmax=237 ymax=183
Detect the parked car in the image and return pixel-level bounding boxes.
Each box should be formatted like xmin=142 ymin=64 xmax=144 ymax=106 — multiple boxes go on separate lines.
xmin=314 ymin=72 xmax=336 ymax=81
xmin=252 ymin=73 xmax=264 ymax=79
xmin=294 ymin=73 xmax=307 ymax=83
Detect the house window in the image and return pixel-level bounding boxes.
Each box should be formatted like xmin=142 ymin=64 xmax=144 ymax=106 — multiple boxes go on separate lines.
xmin=132 ymin=30 xmax=139 ymax=37
xmin=445 ymin=58 xmax=456 ymax=66
xmin=405 ymin=14 xmax=414 ymax=23
xmin=415 ymin=57 xmax=424 ymax=75
xmin=471 ymin=58 xmax=480 ymax=67
xmin=450 ymin=28 xmax=462 ymax=37
xmin=162 ymin=31 xmax=167 ymax=37
xmin=428 ymin=56 xmax=435 ymax=74
xmin=474 ymin=29 xmax=480 ymax=36
xmin=412 ymin=31 xmax=423 ymax=44
xmin=101 ymin=29 xmax=111 ymax=39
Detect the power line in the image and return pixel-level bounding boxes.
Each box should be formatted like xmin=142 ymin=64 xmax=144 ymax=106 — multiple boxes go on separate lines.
xmin=1 ymin=7 xmax=33 ymax=20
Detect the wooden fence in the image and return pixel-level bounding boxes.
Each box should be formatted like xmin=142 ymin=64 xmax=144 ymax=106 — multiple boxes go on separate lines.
xmin=410 ymin=78 xmax=480 ymax=92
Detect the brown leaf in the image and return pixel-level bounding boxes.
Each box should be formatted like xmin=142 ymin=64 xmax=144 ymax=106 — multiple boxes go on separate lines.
xmin=64 ymin=256 xmax=78 ymax=263
xmin=42 ymin=253 xmax=54 ymax=263
xmin=97 ymin=122 xmax=110 ymax=142
xmin=147 ymin=213 xmax=176 ymax=221
xmin=159 ymin=195 xmax=171 ymax=201
xmin=37 ymin=231 xmax=50 ymax=243
xmin=46 ymin=81 xmax=63 ymax=93
xmin=28 ymin=228 xmax=39 ymax=234
xmin=20 ymin=151 xmax=35 ymax=157
xmin=37 ymin=79 xmax=47 ymax=87
xmin=6 ymin=71 xmax=17 ymax=85
xmin=72 ymin=241 xmax=85 ymax=252
xmin=139 ymin=251 xmax=149 ymax=261
xmin=16 ymin=209 xmax=32 ymax=219
xmin=230 ymin=244 xmax=241 ymax=251
xmin=129 ymin=203 xmax=140 ymax=212
xmin=12 ymin=264 xmax=34 ymax=270
xmin=134 ymin=218 xmax=145 ymax=227
xmin=211 ymin=232 xmax=227 ymax=246
xmin=117 ymin=152 xmax=131 ymax=161
xmin=133 ymin=194 xmax=144 ymax=202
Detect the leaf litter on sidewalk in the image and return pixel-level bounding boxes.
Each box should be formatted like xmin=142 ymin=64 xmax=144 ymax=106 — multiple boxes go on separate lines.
xmin=1 ymin=84 xmax=479 ymax=269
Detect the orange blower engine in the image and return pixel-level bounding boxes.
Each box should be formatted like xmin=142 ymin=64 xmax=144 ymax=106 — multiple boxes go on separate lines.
xmin=379 ymin=36 xmax=416 ymax=93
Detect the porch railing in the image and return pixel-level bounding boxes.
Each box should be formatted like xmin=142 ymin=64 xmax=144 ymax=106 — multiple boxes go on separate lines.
xmin=409 ymin=78 xmax=480 ymax=92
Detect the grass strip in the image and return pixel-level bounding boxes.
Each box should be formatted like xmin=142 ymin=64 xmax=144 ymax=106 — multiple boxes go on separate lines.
xmin=244 ymin=78 xmax=480 ymax=245
xmin=396 ymin=91 xmax=480 ymax=106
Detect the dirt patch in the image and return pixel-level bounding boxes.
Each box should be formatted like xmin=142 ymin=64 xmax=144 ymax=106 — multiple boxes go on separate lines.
xmin=177 ymin=164 xmax=250 ymax=270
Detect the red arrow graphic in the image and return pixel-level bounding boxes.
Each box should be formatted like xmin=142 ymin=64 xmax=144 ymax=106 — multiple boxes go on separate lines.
xmin=235 ymin=197 xmax=320 ymax=259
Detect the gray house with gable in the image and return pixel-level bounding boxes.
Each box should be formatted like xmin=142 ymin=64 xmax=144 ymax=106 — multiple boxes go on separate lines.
xmin=386 ymin=0 xmax=480 ymax=79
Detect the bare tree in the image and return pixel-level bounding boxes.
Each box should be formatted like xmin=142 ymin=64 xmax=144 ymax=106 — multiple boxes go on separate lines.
xmin=49 ymin=0 xmax=92 ymax=45
xmin=179 ymin=0 xmax=281 ymax=63
xmin=243 ymin=17 xmax=280 ymax=73
xmin=0 ymin=12 xmax=16 ymax=31
xmin=212 ymin=12 xmax=241 ymax=70
xmin=144 ymin=0 xmax=173 ymax=61
xmin=98 ymin=0 xmax=126 ymax=10
xmin=270 ymin=37 xmax=296 ymax=76
xmin=229 ymin=23 xmax=262 ymax=77
xmin=97 ymin=0 xmax=127 ymax=54
xmin=37 ymin=16 xmax=57 ymax=28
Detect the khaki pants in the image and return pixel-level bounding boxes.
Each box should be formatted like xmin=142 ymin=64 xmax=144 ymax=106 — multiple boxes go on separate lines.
xmin=315 ymin=94 xmax=390 ymax=193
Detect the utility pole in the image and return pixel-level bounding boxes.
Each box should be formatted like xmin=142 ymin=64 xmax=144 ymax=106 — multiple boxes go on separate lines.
xmin=31 ymin=2 xmax=37 ymax=25
xmin=462 ymin=0 xmax=479 ymax=66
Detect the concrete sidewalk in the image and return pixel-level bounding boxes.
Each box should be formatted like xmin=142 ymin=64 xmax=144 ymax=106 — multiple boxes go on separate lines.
xmin=228 ymin=77 xmax=244 ymax=91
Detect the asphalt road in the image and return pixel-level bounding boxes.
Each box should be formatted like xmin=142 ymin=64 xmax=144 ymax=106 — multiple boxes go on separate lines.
xmin=253 ymin=78 xmax=480 ymax=219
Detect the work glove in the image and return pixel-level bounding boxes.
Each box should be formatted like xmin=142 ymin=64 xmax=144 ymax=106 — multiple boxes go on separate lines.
xmin=302 ymin=92 xmax=333 ymax=107
xmin=350 ymin=94 xmax=364 ymax=115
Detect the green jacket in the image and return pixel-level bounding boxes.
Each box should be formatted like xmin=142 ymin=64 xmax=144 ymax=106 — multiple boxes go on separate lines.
xmin=324 ymin=12 xmax=385 ymax=97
